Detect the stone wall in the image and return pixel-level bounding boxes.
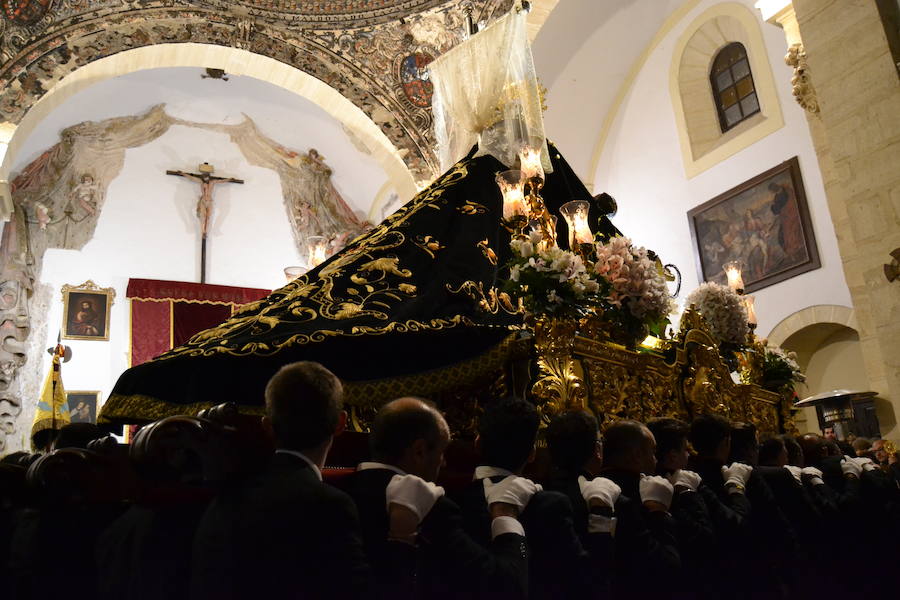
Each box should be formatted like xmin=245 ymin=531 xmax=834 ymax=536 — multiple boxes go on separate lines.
xmin=791 ymin=0 xmax=900 ymax=437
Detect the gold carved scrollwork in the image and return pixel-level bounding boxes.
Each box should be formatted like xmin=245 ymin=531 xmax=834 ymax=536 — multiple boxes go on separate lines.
xmin=561 ymin=305 xmax=782 ymax=434
xmin=530 ymin=317 xmax=588 ymax=423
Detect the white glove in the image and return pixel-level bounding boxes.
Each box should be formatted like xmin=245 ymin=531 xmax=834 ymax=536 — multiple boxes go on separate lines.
xmin=578 ymin=475 xmax=621 ymax=509
xmin=722 ymin=462 xmax=753 ymax=488
xmin=386 ymin=474 xmax=445 ymax=522
xmin=841 ymin=456 xmax=862 ymax=477
xmin=639 ymin=474 xmax=674 ymax=510
xmin=483 ymin=476 xmax=542 ymax=511
xmin=784 ymin=465 xmax=803 ymax=484
xmin=800 ymin=466 xmax=824 ymax=486
xmin=853 ymin=457 xmax=877 ymax=472
xmin=668 ymin=469 xmax=702 ymax=492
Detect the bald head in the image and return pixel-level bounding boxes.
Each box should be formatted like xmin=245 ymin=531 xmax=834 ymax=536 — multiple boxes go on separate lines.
xmin=371 ymin=397 xmax=449 ymax=480
xmin=603 ymin=420 xmax=657 ymax=474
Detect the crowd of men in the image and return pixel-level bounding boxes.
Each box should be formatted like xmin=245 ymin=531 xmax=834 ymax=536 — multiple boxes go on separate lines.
xmin=3 ymin=360 xmax=900 ymax=599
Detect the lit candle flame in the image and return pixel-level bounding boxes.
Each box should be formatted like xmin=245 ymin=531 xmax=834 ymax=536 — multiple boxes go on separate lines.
xmin=743 ymin=295 xmax=757 ymax=326
xmin=723 ymin=261 xmax=745 ymax=293
xmin=519 ymin=146 xmax=544 ymax=181
xmin=307 ymin=236 xmax=328 ymax=268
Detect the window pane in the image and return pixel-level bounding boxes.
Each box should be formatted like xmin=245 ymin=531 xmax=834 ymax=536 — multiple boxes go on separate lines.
xmin=724 ymin=103 xmax=742 ymax=127
xmin=716 ymin=69 xmax=733 ymax=90
xmin=735 ymin=76 xmax=754 ymax=98
xmin=741 ymin=93 xmax=760 ymax=116
xmin=721 ymin=87 xmax=738 ymax=108
xmin=732 ymin=59 xmax=750 ymax=81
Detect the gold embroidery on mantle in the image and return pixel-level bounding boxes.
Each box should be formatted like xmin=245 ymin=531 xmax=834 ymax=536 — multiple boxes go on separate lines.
xmin=447 ymin=281 xmax=521 ymax=316
xmin=477 ymin=239 xmax=498 ymax=266
xmin=152 ymin=162 xmax=473 ymax=360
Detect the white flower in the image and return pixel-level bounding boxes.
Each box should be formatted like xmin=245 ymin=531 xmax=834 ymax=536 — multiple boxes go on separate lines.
xmin=510 ymin=265 xmax=521 ymax=282
xmin=547 ymin=289 xmax=561 ymax=304
xmin=529 ymin=229 xmax=544 ymax=245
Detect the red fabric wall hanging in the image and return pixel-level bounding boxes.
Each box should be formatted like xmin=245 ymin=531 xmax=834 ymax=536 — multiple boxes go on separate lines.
xmin=127 ymin=278 xmax=270 ymax=367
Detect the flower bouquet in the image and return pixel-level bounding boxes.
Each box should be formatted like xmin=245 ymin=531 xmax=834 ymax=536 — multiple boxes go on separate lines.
xmin=684 ymin=282 xmax=749 ymax=369
xmin=592 ymin=236 xmax=677 ymax=341
xmin=760 ymin=344 xmax=805 ymax=392
xmin=503 ymin=231 xmax=601 ymax=319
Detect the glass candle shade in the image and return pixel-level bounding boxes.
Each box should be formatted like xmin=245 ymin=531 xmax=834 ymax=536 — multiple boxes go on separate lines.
xmin=284 ymin=266 xmax=305 ymax=281
xmin=496 ymin=170 xmax=527 ymax=219
xmin=518 ymin=144 xmax=544 ymax=182
xmin=743 ymin=295 xmax=757 ymax=328
xmin=559 ymin=200 xmax=593 ymax=248
xmin=723 ymin=261 xmax=745 ymax=294
xmin=307 ymin=235 xmax=329 ymax=268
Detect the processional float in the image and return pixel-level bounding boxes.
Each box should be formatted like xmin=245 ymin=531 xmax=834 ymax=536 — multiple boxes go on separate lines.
xmin=101 ymin=3 xmax=798 ymax=436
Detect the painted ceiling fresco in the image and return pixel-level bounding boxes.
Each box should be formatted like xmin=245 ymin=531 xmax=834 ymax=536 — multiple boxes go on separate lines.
xmin=0 ymin=0 xmax=514 ymax=181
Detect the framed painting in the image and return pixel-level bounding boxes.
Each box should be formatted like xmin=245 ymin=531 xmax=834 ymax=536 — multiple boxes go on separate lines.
xmin=687 ymin=157 xmax=820 ymax=293
xmin=61 ymin=280 xmax=116 ymax=341
xmin=66 ymin=391 xmax=100 ymax=424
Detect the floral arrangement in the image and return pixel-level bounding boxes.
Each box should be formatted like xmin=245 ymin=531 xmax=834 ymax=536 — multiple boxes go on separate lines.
xmin=504 ymin=231 xmax=601 ymax=318
xmin=503 ymin=233 xmax=675 ymax=339
xmin=685 ymin=282 xmax=749 ymax=346
xmin=593 ymin=236 xmax=676 ymax=337
xmin=760 ymin=344 xmax=805 ymax=391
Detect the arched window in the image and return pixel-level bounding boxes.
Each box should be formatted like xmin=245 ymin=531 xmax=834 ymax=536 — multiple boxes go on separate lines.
xmin=710 ymin=43 xmax=760 ymax=132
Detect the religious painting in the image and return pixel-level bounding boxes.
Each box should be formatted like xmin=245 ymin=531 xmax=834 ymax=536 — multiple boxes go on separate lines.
xmin=66 ymin=391 xmax=99 ymax=424
xmin=61 ymin=281 xmax=116 ymax=341
xmin=1 ymin=0 xmax=53 ymax=25
xmin=688 ymin=157 xmax=820 ymax=293
xmin=398 ymin=52 xmax=434 ymax=108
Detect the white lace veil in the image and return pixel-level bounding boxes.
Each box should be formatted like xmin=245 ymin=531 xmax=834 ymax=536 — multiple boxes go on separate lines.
xmin=429 ymin=3 xmax=552 ymax=174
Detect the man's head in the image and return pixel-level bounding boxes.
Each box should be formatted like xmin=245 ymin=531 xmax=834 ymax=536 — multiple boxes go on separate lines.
xmin=81 ymin=301 xmax=92 ymax=311
xmin=729 ymin=422 xmax=759 ymax=466
xmin=872 ymin=439 xmax=888 ymax=464
xmin=823 ymin=426 xmax=836 ymax=441
xmin=759 ymin=436 xmax=788 ymax=467
xmin=546 ymin=409 xmax=601 ymax=476
xmin=778 ymin=434 xmax=804 ymax=467
xmin=264 ymin=361 xmax=344 ymax=454
xmin=370 ymin=397 xmax=449 ymax=481
xmin=646 ymin=417 xmax=690 ymax=473
xmin=603 ymin=420 xmax=657 ymax=475
xmin=852 ymin=437 xmax=872 ymax=457
xmin=477 ymin=397 xmax=540 ymax=473
xmin=690 ymin=414 xmax=732 ymax=463
xmin=799 ymin=433 xmax=828 ymax=467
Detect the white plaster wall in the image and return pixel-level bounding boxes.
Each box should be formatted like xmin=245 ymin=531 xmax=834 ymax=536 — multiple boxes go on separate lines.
xmin=590 ymin=0 xmax=852 ymax=337
xmin=12 ymin=68 xmax=390 ymax=439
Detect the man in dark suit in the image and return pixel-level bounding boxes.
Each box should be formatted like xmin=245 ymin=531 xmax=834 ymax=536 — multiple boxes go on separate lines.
xmin=598 ymin=420 xmax=681 ymax=600
xmin=457 ymin=399 xmax=615 ymax=599
xmin=190 ymin=362 xmax=416 ymax=600
xmin=339 ymin=397 xmax=533 ymax=600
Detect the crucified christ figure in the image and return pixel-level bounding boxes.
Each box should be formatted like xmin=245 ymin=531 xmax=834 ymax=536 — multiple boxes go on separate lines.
xmin=166 ymin=164 xmax=244 ymax=238
xmin=166 ymin=163 xmax=244 ymax=283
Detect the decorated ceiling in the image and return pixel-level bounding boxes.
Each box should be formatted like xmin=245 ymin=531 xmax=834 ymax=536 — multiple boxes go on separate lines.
xmin=0 ymin=0 xmax=514 ymax=181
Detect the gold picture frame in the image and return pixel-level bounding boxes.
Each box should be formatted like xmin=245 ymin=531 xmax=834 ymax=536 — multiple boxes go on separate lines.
xmin=61 ymin=280 xmax=115 ymax=341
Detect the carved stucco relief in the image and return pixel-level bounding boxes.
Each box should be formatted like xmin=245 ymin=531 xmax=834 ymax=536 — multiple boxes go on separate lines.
xmin=0 ymin=0 xmax=514 ymax=183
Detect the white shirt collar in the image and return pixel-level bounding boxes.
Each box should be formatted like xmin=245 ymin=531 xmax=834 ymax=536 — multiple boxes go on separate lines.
xmin=474 ymin=465 xmax=515 ymax=480
xmin=275 ymin=449 xmax=322 ymax=481
xmin=357 ymin=461 xmax=407 ymax=475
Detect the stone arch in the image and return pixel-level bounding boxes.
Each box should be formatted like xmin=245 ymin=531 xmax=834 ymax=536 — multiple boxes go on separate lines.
xmin=669 ymin=2 xmax=785 ymax=178
xmin=766 ymin=304 xmax=856 ymax=347
xmin=0 ymin=43 xmax=422 ymax=217
xmin=0 ymin=5 xmax=436 ymax=205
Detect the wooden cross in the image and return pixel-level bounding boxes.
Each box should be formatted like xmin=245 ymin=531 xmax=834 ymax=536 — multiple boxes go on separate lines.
xmin=167 ymin=163 xmax=244 ymax=284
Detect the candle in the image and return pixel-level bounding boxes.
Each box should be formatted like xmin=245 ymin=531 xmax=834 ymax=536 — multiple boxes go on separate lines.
xmin=496 ymin=170 xmax=527 ymax=219
xmin=723 ymin=261 xmax=745 ymax=293
xmin=559 ymin=200 xmax=593 ymax=248
xmin=743 ymin=295 xmax=757 ymax=327
xmin=519 ymin=146 xmax=544 ymax=181
xmin=307 ymin=235 xmax=328 ymax=268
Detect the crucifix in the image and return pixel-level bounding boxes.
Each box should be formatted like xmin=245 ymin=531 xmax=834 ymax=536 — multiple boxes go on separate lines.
xmin=166 ymin=162 xmax=244 ymax=283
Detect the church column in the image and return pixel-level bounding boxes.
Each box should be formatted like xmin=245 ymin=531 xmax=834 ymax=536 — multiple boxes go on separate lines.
xmin=762 ymin=1 xmax=900 ymax=437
